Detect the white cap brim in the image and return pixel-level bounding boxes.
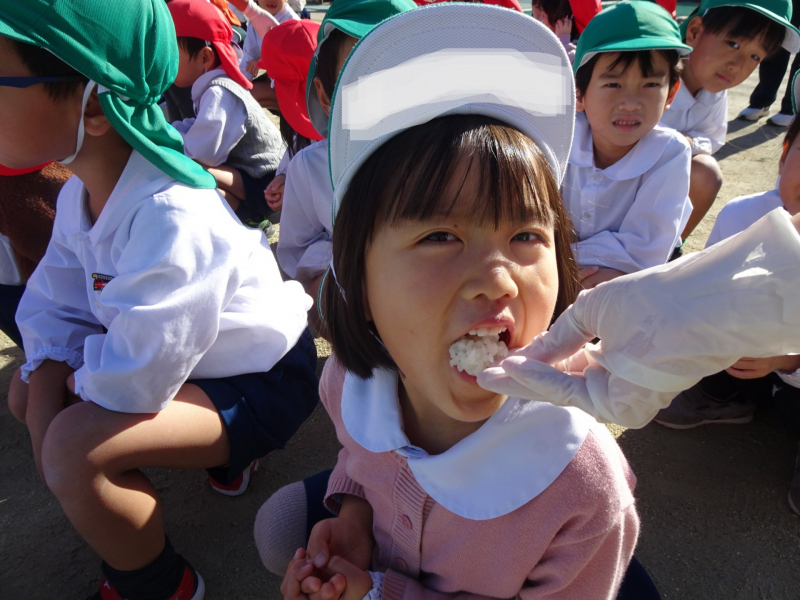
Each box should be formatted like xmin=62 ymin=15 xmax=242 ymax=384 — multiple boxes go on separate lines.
xmin=328 ymin=4 xmax=576 ymax=218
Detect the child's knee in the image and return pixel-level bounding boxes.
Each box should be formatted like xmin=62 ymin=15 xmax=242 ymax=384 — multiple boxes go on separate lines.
xmin=254 ymin=480 xmax=309 ymax=576
xmin=40 ymin=404 xmax=101 ymax=497
xmin=691 ymin=155 xmax=723 ymax=196
xmin=7 ymin=367 xmax=28 ymax=423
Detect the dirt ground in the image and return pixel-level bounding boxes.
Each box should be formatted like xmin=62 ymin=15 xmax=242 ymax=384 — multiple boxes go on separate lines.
xmin=2 ymin=54 xmax=800 ymax=600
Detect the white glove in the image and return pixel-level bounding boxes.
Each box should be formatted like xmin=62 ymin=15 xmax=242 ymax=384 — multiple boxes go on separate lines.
xmin=478 ymin=208 xmax=800 ymax=428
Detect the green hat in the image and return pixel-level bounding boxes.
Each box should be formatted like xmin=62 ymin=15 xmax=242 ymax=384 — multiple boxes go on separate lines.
xmin=573 ymin=1 xmax=692 ymax=72
xmin=792 ymin=70 xmax=800 ymax=114
xmin=0 ymin=0 xmax=216 ymax=188
xmin=305 ymin=0 xmax=417 ymax=138
xmin=680 ymin=0 xmax=800 ymax=53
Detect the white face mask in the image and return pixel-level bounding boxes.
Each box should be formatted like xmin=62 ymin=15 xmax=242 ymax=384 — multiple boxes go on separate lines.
xmin=59 ymin=80 xmax=97 ymax=165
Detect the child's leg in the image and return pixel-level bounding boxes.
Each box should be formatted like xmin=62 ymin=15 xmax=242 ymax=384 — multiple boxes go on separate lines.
xmin=7 ymin=367 xmax=28 ymax=423
xmin=682 ymin=154 xmax=723 ymax=240
xmin=208 ymin=165 xmax=246 ymax=206
xmin=39 ymin=382 xmax=230 ymax=571
xmin=251 ymin=80 xmax=279 ymax=111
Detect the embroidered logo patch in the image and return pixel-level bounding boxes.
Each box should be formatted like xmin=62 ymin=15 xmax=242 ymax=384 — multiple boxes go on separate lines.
xmin=92 ymin=273 xmax=114 ymax=291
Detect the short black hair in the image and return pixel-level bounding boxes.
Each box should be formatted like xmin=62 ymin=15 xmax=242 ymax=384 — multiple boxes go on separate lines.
xmin=8 ymin=39 xmax=88 ymax=101
xmin=322 ymin=114 xmax=579 ymax=379
xmin=279 ymin=113 xmax=314 ymax=158
xmin=314 ymin=28 xmax=351 ymax=101
xmin=698 ymin=6 xmax=785 ymax=58
xmin=177 ymin=36 xmax=221 ymax=67
xmin=575 ymin=49 xmax=682 ymax=97
xmin=531 ymin=0 xmax=573 ymax=28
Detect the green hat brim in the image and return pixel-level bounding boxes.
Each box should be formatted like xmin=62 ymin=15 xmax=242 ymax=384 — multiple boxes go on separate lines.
xmin=575 ymin=38 xmax=692 ymax=72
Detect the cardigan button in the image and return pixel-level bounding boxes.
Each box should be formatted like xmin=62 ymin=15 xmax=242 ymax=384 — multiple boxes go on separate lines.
xmin=394 ymin=558 xmax=408 ymax=571
xmin=401 ymin=515 xmax=413 ymax=530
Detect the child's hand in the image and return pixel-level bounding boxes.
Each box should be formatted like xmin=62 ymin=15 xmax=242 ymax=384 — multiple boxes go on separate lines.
xmin=265 ymin=174 xmax=286 ymax=211
xmin=246 ymin=59 xmax=261 ymax=77
xmin=306 ymin=515 xmax=373 ymax=573
xmin=299 ymin=557 xmax=373 ymax=600
xmin=578 ymin=266 xmax=599 ymax=282
xmin=580 ymin=267 xmax=625 ymax=290
xmin=554 ymin=16 xmax=573 ymax=36
xmin=282 ymin=548 xmax=324 ymax=600
xmin=727 ymin=355 xmax=800 ymax=379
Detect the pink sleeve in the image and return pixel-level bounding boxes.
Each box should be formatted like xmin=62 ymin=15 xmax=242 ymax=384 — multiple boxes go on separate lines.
xmin=380 ymin=504 xmax=638 ymax=600
xmin=324 ymin=446 xmax=367 ymax=514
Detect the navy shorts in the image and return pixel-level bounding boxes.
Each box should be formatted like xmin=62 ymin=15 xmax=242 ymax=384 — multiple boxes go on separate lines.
xmin=191 ymin=329 xmax=319 ymax=485
xmin=234 ymin=168 xmax=278 ymax=224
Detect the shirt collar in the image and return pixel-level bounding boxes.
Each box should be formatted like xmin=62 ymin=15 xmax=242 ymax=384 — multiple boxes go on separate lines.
xmin=191 ymin=68 xmax=229 ymax=105
xmin=62 ymin=151 xmax=176 ymax=243
xmin=671 ymin=78 xmax=726 ymax=109
xmin=341 ymin=369 xmax=594 ymax=520
xmin=569 ymin=112 xmax=674 ymax=181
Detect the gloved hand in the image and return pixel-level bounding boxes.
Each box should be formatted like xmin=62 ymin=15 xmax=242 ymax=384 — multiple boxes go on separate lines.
xmin=478 ymin=208 xmax=800 ymax=428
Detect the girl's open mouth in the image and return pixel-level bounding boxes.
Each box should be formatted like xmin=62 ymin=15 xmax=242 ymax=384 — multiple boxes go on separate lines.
xmin=449 ymin=327 xmax=510 ymax=377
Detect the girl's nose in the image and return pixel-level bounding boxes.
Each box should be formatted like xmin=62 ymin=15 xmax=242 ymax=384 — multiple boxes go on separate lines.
xmin=462 ymin=257 xmax=519 ymax=303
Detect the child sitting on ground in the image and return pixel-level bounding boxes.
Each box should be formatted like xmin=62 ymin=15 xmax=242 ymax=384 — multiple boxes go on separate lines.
xmin=256 ymin=6 xmax=662 ymax=599
xmin=0 ymin=1 xmax=318 ymax=598
xmin=276 ymin=0 xmax=416 ymax=337
xmin=562 ymin=1 xmax=693 ymax=289
xmin=229 ymin=0 xmax=299 ymax=109
xmin=656 ymin=75 xmax=800 ymax=515
xmin=659 ymin=0 xmax=797 ymax=240
xmin=168 ymin=0 xmax=285 ymax=229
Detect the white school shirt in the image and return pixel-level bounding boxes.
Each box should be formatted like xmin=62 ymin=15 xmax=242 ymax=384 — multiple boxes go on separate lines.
xmin=659 ymin=79 xmax=727 ymax=156
xmin=703 ymin=188 xmax=800 ymax=388
xmin=16 ymin=151 xmax=311 ymax=413
xmin=276 ymin=140 xmax=333 ymax=280
xmin=561 ymin=113 xmax=692 ymax=273
xmin=171 ymin=69 xmax=248 ymax=167
xmin=241 ymin=2 xmax=299 ymax=80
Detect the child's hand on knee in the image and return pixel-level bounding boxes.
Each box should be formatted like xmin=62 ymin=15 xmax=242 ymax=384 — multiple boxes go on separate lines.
xmin=306 ymin=515 xmax=373 ymax=572
xmin=246 ymin=59 xmax=260 ymax=77
xmin=727 ymin=355 xmax=800 ymax=379
xmin=265 ymin=174 xmax=286 ymax=211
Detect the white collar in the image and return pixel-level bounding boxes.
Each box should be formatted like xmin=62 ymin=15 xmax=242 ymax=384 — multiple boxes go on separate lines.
xmin=61 ymin=151 xmax=175 ymax=243
xmin=191 ymin=68 xmax=230 ymax=105
xmin=671 ymin=78 xmax=726 ymax=109
xmin=569 ymin=112 xmax=675 ymax=180
xmin=341 ymin=369 xmax=594 ymax=520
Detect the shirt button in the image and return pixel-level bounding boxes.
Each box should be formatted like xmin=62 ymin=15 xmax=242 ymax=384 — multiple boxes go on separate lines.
xmin=401 ymin=515 xmax=413 ymax=529
xmin=395 ymin=558 xmax=408 ymax=571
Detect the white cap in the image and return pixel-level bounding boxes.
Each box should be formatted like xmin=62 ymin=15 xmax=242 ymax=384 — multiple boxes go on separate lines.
xmin=327 ymin=3 xmax=576 ymax=218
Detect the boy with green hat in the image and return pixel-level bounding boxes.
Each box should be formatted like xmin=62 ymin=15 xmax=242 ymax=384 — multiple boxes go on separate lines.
xmin=660 ymin=0 xmax=798 ymax=241
xmin=564 ymin=1 xmax=693 ymax=290
xmin=277 ymin=0 xmax=416 ymax=337
xmin=0 ymin=1 xmax=319 ymax=598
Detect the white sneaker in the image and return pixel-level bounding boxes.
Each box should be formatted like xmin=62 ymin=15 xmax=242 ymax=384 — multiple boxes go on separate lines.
xmin=737 ymin=106 xmax=770 ymax=121
xmin=767 ymin=112 xmax=794 ymax=127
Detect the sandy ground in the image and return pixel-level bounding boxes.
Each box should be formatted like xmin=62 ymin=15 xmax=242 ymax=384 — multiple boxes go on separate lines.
xmin=2 ymin=51 xmax=800 ymax=600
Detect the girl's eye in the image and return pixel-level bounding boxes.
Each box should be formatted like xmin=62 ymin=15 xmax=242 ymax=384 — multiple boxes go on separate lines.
xmin=750 ymin=54 xmax=762 ymax=62
xmin=512 ymin=231 xmax=546 ymax=243
xmin=424 ymin=231 xmax=458 ymax=243
xmin=728 ymin=40 xmax=740 ymax=50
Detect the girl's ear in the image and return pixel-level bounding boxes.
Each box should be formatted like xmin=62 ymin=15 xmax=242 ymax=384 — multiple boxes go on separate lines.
xmin=313 ymin=77 xmax=332 ymax=117
xmin=575 ymin=88 xmax=586 ymax=113
xmin=684 ymin=16 xmax=704 ymax=47
xmin=83 ymin=89 xmax=113 ymax=137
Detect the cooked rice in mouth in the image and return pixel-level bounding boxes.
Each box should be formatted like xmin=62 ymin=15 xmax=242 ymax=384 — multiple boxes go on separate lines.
xmin=449 ymin=327 xmax=509 ymax=377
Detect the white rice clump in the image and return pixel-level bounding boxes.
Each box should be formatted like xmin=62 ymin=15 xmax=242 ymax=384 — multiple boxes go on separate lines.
xmin=449 ymin=328 xmax=509 ymax=377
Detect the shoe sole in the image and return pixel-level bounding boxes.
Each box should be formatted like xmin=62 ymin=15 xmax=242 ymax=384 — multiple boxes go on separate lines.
xmin=191 ymin=572 xmax=206 ymax=600
xmin=738 ymin=113 xmax=767 ymax=121
xmin=653 ymin=414 xmax=754 ymax=430
xmin=209 ymin=460 xmax=259 ymax=497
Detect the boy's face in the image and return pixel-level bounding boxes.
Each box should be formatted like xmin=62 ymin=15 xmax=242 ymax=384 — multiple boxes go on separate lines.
xmin=779 ymin=130 xmax=800 ymax=216
xmin=258 ymin=0 xmax=287 ymax=16
xmin=0 ymin=37 xmax=83 ymax=169
xmin=685 ymin=17 xmax=771 ymax=93
xmin=576 ymin=51 xmax=677 ymax=163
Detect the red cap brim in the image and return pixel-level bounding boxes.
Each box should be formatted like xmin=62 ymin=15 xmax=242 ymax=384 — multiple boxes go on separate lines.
xmin=273 ymin=79 xmax=324 ymax=141
xmin=213 ymin=40 xmax=253 ymax=90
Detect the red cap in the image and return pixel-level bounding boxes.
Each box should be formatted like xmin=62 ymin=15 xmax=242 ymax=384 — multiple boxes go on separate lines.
xmin=168 ymin=0 xmax=253 ymax=90
xmin=412 ymin=0 xmax=523 ymax=12
xmin=259 ymin=20 xmax=324 ymax=142
xmin=567 ymin=0 xmax=602 ymax=33
xmin=0 ymin=162 xmax=52 ymax=176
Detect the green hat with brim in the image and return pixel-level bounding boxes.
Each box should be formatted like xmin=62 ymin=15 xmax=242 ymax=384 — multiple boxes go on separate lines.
xmin=305 ymin=0 xmax=417 ymax=138
xmin=0 ymin=0 xmax=216 ymax=188
xmin=574 ymin=1 xmax=692 ymax=72
xmin=679 ymin=0 xmax=800 ymax=53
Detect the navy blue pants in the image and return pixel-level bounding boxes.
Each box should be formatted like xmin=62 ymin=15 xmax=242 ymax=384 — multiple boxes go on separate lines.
xmin=300 ymin=470 xmax=660 ymax=599
xmin=0 ymin=283 xmax=25 ymax=347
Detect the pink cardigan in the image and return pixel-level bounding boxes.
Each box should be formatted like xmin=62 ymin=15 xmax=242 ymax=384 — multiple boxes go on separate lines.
xmin=321 ymin=358 xmax=640 ymax=600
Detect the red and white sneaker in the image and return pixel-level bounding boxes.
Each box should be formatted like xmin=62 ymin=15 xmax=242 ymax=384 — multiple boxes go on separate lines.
xmin=208 ymin=459 xmax=259 ymax=496
xmin=90 ymin=563 xmax=205 ymax=600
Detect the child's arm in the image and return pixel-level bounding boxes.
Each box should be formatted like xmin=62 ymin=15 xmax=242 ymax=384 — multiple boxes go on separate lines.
xmin=684 ymin=92 xmax=727 ymax=156
xmin=176 ymin=87 xmax=247 ymax=168
xmin=726 ymin=355 xmax=800 ymax=380
xmin=276 ymin=151 xmax=332 ymax=281
xmin=230 ymin=0 xmax=280 ymax=41
xmin=573 ymin=138 xmax=692 ymax=275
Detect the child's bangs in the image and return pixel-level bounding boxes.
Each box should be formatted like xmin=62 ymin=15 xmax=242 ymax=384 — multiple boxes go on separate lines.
xmin=375 ymin=115 xmax=558 ymax=232
xmin=702 ymin=7 xmax=785 ymax=56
